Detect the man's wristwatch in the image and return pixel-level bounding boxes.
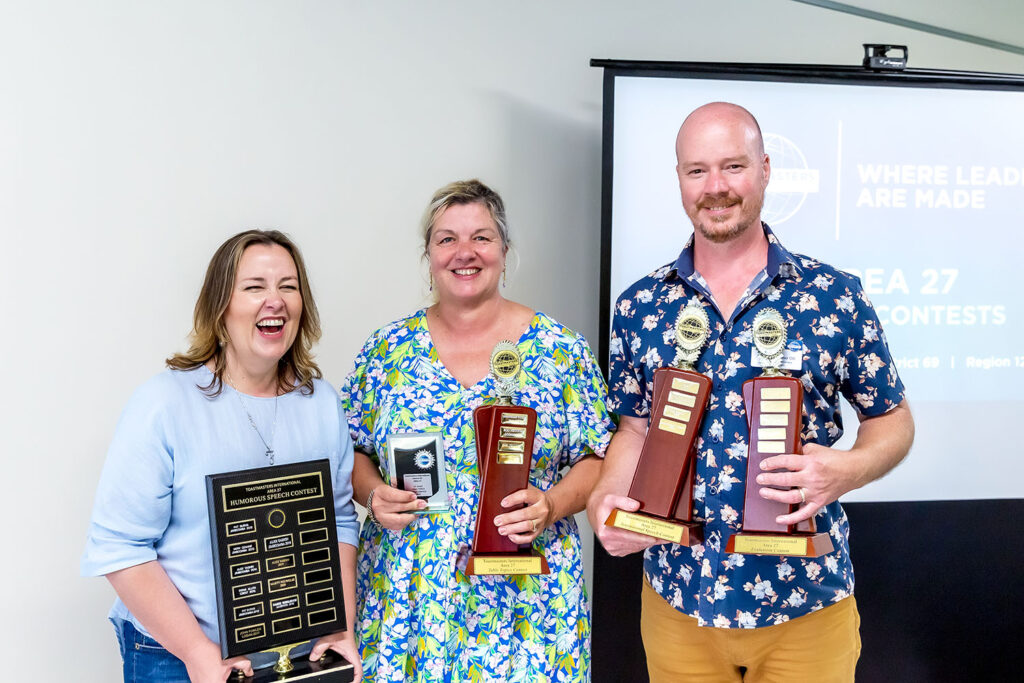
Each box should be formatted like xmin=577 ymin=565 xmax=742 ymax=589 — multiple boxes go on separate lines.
xmin=365 ymin=487 xmax=379 ymax=525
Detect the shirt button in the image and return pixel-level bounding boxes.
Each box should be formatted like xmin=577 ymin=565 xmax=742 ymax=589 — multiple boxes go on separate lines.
xmin=716 ymin=382 xmax=724 ymax=391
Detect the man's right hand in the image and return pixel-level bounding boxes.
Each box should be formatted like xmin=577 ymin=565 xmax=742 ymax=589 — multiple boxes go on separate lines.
xmin=588 ymin=492 xmax=662 ymax=557
xmin=369 ymin=484 xmax=426 ymax=531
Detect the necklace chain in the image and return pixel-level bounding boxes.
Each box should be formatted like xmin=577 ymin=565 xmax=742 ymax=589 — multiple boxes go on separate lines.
xmin=228 ymin=375 xmax=278 ymax=465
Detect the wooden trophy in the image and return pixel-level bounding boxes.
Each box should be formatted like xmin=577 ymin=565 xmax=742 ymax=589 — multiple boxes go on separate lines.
xmin=725 ymin=308 xmax=834 ymax=557
xmin=466 ymin=341 xmax=550 ymax=575
xmin=605 ymin=303 xmax=711 ymax=545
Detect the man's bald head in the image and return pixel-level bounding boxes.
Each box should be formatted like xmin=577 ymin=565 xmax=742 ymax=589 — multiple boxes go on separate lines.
xmin=674 ymin=102 xmax=771 ymax=244
xmin=676 ymin=102 xmax=765 ymax=162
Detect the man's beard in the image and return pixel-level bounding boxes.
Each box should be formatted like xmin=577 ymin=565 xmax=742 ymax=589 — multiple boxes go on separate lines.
xmin=689 ymin=194 xmax=764 ymax=244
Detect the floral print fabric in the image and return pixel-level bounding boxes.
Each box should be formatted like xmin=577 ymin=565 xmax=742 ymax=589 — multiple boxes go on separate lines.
xmin=608 ymin=225 xmax=905 ymax=629
xmin=339 ymin=310 xmax=614 ymax=681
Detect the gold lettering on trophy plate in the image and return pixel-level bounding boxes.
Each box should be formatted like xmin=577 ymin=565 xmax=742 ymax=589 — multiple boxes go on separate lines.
xmin=233 ymin=602 xmax=265 ymax=621
xmin=657 ymin=417 xmax=688 ymax=436
xmin=501 ymin=413 xmax=529 ymax=426
xmin=265 ymin=554 xmax=296 ymax=572
xmin=307 ymin=607 xmax=338 ymax=627
xmin=760 ymin=400 xmax=791 ymax=413
xmin=263 ymin=534 xmax=293 ymax=552
xmin=760 ymin=387 xmax=792 ymax=400
xmin=222 ymin=472 xmax=324 ymax=512
xmin=270 ymin=595 xmax=300 ymax=614
xmin=733 ymin=535 xmax=808 ymax=556
xmin=667 ymin=390 xmax=697 ymax=407
xmin=229 ymin=561 xmax=260 ymax=580
xmin=759 ymin=413 xmax=789 ymax=427
xmin=757 ymin=427 xmax=788 ymax=440
xmin=611 ymin=511 xmax=684 ymax=543
xmin=232 ymin=581 xmax=262 ymax=600
xmin=497 ymin=451 xmax=524 ymax=465
xmin=471 ymin=556 xmax=543 ymax=575
xmin=267 ymin=575 xmax=297 ymax=593
xmin=758 ymin=441 xmax=787 ymax=454
xmin=663 ymin=405 xmax=692 ymax=422
xmin=235 ymin=624 xmax=266 ymax=643
xmin=671 ymin=377 xmax=701 ymax=394
xmin=225 ymin=518 xmax=256 ymax=536
xmin=228 ymin=540 xmax=258 ymax=558
xmin=499 ymin=426 xmax=527 ymax=439
xmin=497 ymin=440 xmax=525 ymax=453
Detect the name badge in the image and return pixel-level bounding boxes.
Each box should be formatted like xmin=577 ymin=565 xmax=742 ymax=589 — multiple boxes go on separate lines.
xmin=751 ymin=341 xmax=803 ymax=371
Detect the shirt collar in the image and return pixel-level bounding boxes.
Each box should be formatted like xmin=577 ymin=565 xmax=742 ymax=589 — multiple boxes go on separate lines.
xmin=664 ymin=222 xmax=804 ymax=282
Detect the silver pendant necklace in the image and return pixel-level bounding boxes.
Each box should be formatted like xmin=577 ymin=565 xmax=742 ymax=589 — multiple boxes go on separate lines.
xmin=229 ymin=376 xmax=278 ymax=464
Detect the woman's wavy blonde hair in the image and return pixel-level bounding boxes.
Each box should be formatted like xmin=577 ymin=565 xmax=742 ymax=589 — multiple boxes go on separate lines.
xmin=166 ymin=229 xmax=322 ymax=396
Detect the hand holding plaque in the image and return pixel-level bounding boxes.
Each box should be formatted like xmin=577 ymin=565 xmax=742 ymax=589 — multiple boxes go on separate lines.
xmin=466 ymin=341 xmax=550 ymax=575
xmin=605 ymin=303 xmax=712 ymax=546
xmin=724 ymin=309 xmax=834 ymax=558
xmin=206 ymin=461 xmax=355 ymax=682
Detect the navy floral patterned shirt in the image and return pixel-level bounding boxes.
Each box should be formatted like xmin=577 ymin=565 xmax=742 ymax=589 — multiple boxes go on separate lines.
xmin=608 ymin=224 xmax=905 ymax=628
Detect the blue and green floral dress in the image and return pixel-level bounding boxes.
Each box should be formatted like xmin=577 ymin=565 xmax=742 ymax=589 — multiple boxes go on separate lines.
xmin=339 ymin=309 xmax=614 ymax=682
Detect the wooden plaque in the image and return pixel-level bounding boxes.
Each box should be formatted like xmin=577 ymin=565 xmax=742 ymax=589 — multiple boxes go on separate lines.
xmin=724 ymin=376 xmax=833 ymax=557
xmin=468 ymin=403 xmax=549 ymax=575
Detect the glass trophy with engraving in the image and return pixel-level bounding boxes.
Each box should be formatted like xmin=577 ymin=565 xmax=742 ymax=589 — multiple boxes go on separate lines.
xmin=386 ymin=431 xmax=449 ymax=513
xmin=605 ymin=303 xmax=712 ymax=545
xmin=206 ymin=460 xmax=355 ymax=682
xmin=466 ymin=341 xmax=550 ymax=575
xmin=725 ymin=308 xmax=834 ymax=557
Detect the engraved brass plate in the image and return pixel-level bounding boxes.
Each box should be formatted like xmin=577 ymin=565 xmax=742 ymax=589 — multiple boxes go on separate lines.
xmin=469 ymin=556 xmax=544 ymax=575
xmin=732 ymin=534 xmax=808 ymax=556
xmin=235 ymin=624 xmax=265 ymax=643
xmin=759 ymin=413 xmax=789 ymax=426
xmin=667 ymin=390 xmax=697 ymax=407
xmin=606 ymin=510 xmax=683 ymax=543
xmin=671 ymin=377 xmax=701 ymax=394
xmin=760 ymin=400 xmax=791 ymax=413
xmin=757 ymin=427 xmax=787 ymax=440
xmin=663 ymin=405 xmax=692 ymax=422
xmin=760 ymin=386 xmax=792 ymax=400
xmin=497 ymin=451 xmax=524 ymax=465
xmin=497 ymin=440 xmax=525 ymax=453
xmin=757 ymin=441 xmax=786 ymax=454
xmin=500 ymin=413 xmax=529 ymax=426
xmin=657 ymin=417 xmax=688 ymax=436
xmin=499 ymin=426 xmax=527 ymax=439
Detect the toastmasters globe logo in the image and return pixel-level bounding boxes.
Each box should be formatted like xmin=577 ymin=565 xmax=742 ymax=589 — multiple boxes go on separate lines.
xmin=763 ymin=133 xmax=819 ymax=225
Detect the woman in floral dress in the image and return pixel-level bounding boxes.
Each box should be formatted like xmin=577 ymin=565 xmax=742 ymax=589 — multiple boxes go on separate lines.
xmin=339 ymin=179 xmax=614 ymax=682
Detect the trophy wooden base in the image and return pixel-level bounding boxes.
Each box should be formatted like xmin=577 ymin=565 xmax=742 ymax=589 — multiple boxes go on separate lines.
xmin=240 ymin=650 xmax=355 ymax=682
xmin=465 ymin=550 xmax=550 ymax=576
xmin=725 ymin=531 xmax=833 ymax=557
xmin=604 ymin=509 xmax=703 ymax=546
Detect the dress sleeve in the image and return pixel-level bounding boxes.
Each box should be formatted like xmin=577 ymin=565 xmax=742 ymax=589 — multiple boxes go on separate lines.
xmin=333 ymin=397 xmax=360 ymax=547
xmin=338 ymin=331 xmax=383 ymax=464
xmin=839 ymin=279 xmax=907 ymax=418
xmin=562 ymin=338 xmax=616 ymax=467
xmin=80 ymin=377 xmax=175 ymax=576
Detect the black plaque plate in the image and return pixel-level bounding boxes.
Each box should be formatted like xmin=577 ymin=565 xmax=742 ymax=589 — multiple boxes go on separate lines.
xmin=206 ymin=460 xmax=353 ymax=680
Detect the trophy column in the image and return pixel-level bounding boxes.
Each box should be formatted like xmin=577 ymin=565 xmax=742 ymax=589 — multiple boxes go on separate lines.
xmin=467 ymin=341 xmax=550 ymax=576
xmin=605 ymin=303 xmax=712 ymax=545
xmin=725 ymin=309 xmax=834 ymax=558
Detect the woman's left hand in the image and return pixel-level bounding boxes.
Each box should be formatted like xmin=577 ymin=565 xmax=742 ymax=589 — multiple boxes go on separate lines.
xmin=494 ymin=485 xmax=554 ymax=544
xmin=310 ymin=630 xmax=362 ymax=682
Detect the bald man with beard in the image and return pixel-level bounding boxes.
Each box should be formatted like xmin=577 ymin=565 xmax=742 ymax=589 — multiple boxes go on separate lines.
xmin=588 ymin=102 xmax=913 ymax=682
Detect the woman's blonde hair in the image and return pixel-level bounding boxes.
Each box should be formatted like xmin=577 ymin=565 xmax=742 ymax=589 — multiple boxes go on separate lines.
xmin=420 ymin=179 xmax=511 ymax=256
xmin=166 ymin=229 xmax=322 ymax=396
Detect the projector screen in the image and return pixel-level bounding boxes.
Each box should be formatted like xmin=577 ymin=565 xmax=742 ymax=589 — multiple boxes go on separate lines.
xmin=601 ymin=64 xmax=1024 ymax=503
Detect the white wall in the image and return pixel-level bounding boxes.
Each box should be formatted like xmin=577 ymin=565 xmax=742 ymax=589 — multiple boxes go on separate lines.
xmin=4 ymin=1 xmax=1023 ymax=678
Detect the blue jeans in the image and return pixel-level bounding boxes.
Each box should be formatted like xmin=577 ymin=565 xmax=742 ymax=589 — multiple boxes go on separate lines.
xmin=113 ymin=618 xmax=190 ymax=683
